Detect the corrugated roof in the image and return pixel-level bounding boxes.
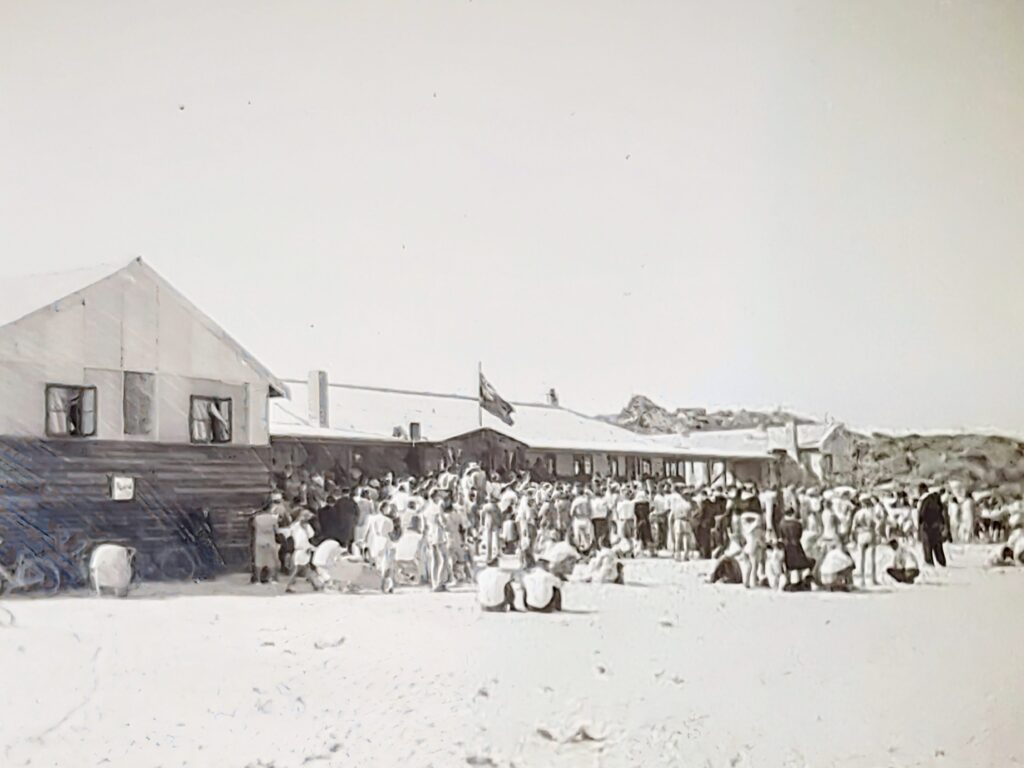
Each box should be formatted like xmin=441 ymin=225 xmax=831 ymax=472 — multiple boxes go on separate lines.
xmin=270 ymin=379 xmax=796 ymax=459
xmin=648 ymin=422 xmax=841 ymax=458
xmin=0 ymin=258 xmax=289 ymax=398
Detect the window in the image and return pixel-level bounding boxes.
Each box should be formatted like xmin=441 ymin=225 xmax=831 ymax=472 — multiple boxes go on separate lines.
xmin=608 ymin=457 xmax=620 ymax=478
xmin=572 ymin=455 xmax=594 ymax=476
xmin=641 ymin=458 xmax=652 ymax=476
xmin=45 ymin=385 xmax=97 ymax=437
xmin=189 ymin=396 xmax=232 ymax=444
xmin=123 ymin=372 xmax=155 ymax=436
xmin=546 ymin=455 xmax=557 ymax=476
xmin=664 ymin=460 xmax=677 ymax=477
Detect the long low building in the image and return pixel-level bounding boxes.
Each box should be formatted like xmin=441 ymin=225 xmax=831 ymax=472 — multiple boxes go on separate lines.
xmin=268 ymin=372 xmax=849 ymax=486
xmin=0 ymin=259 xmax=850 ymax=587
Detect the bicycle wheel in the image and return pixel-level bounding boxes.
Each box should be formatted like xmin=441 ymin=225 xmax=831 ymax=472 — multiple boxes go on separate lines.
xmin=157 ymin=545 xmax=198 ymax=582
xmin=16 ymin=556 xmax=62 ymax=596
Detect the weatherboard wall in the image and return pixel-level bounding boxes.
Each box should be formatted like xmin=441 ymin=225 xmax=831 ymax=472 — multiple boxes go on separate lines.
xmin=0 ymin=437 xmax=272 ymax=586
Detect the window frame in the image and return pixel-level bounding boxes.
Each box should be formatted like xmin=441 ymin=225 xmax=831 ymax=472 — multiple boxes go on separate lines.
xmin=641 ymin=457 xmax=652 ymax=476
xmin=189 ymin=395 xmax=233 ymax=445
xmin=608 ymin=457 xmax=620 ymax=478
xmin=44 ymin=383 xmax=98 ymax=438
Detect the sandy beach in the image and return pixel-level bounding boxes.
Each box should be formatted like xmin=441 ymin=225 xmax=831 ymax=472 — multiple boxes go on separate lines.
xmin=1 ymin=546 xmax=1021 ymax=768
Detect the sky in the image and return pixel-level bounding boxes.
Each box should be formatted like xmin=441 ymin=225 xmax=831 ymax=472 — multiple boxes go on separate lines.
xmin=2 ymin=1 xmax=1023 ymax=434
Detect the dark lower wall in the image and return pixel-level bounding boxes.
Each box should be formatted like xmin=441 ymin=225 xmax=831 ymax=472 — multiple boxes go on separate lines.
xmin=0 ymin=437 xmax=272 ymax=586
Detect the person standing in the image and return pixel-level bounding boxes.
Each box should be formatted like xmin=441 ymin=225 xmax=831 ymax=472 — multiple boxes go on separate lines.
xmin=590 ymin=486 xmax=611 ymax=549
xmin=779 ymin=507 xmax=814 ymax=589
xmin=422 ymin=489 xmax=450 ymax=591
xmin=959 ymin=491 xmax=976 ymax=544
xmin=250 ymin=494 xmax=282 ymax=584
xmin=917 ymin=483 xmax=950 ymax=567
xmin=335 ymin=487 xmax=360 ymax=552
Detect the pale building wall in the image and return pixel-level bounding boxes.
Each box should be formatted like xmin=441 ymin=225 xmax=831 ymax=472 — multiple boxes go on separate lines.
xmin=0 ymin=263 xmax=271 ymax=444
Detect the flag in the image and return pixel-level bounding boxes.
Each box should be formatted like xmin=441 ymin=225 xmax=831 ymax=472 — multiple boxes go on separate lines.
xmin=479 ymin=371 xmax=515 ymax=426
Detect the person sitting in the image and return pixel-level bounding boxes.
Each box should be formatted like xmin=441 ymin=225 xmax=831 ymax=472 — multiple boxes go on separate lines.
xmin=708 ymin=532 xmax=744 ymax=585
xmin=476 ymin=564 xmax=517 ymax=612
xmin=816 ymin=544 xmax=855 ymax=592
xmin=521 ymin=559 xmax=563 ymax=613
xmin=885 ymin=538 xmax=921 ymax=584
xmin=571 ymin=548 xmax=624 ymax=584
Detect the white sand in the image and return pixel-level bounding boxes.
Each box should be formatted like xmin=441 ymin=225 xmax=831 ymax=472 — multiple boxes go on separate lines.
xmin=1 ymin=546 xmax=1021 ymax=768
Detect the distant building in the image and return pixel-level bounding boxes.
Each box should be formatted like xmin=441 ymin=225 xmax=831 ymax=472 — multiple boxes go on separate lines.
xmin=0 ymin=258 xmax=286 ymax=584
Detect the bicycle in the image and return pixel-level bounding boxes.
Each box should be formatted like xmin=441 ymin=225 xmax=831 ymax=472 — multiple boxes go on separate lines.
xmin=0 ymin=540 xmax=62 ymax=596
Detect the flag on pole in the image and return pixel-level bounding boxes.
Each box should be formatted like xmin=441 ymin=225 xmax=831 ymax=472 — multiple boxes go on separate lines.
xmin=479 ymin=370 xmax=515 ymax=426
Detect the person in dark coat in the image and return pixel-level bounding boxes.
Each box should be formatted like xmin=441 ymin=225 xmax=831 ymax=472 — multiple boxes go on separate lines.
xmin=316 ymin=493 xmax=344 ymax=544
xmin=917 ymin=483 xmax=950 ymax=567
xmin=779 ymin=507 xmax=814 ymax=589
xmin=334 ymin=487 xmax=360 ymax=551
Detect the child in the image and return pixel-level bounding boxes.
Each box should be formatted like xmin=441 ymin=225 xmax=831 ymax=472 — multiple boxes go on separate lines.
xmin=886 ymin=538 xmax=920 ymax=583
xmin=765 ymin=543 xmax=786 ymax=591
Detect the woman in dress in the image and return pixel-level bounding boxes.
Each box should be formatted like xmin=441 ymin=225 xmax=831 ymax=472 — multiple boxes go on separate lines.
xmin=779 ymin=507 xmax=814 ymax=589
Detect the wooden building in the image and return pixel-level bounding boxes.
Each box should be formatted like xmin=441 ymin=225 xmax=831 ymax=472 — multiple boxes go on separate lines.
xmin=267 ymin=372 xmax=786 ymax=484
xmin=0 ymin=259 xmax=286 ymax=585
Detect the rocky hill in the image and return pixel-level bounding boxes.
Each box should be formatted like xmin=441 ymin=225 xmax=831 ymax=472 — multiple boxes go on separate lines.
xmin=603 ymin=394 xmax=1024 ymax=490
xmin=598 ymin=394 xmax=810 ymax=434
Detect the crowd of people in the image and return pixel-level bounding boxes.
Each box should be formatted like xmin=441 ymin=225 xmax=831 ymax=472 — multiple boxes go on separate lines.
xmin=246 ymin=461 xmax=1024 ymax=606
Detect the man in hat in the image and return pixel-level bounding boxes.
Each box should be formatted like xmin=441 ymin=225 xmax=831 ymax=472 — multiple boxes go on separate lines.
xmin=916 ymin=483 xmax=950 ymax=567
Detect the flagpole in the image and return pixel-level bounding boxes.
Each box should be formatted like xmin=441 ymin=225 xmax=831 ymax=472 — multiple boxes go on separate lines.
xmin=477 ymin=361 xmax=483 ymax=427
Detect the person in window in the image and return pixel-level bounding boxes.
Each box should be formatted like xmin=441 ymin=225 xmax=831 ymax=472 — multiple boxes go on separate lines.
xmin=208 ymin=399 xmax=230 ymax=442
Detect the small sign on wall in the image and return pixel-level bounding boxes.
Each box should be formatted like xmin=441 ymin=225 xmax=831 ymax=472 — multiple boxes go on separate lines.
xmin=109 ymin=475 xmax=135 ymax=501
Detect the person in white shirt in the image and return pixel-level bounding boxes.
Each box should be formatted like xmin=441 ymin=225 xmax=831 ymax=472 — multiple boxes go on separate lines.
xmin=668 ymin=490 xmax=694 ymax=561
xmin=590 ymin=490 xmax=611 ymax=549
xmin=283 ymin=509 xmax=318 ymax=593
xmin=353 ymin=489 xmax=374 ymax=553
xmin=569 ymin=487 xmax=595 ymax=554
xmin=476 ymin=564 xmax=516 ymax=612
xmin=615 ymin=489 xmax=636 ymax=541
xmin=522 ymin=560 xmax=562 ymax=613
xmin=886 ymin=538 xmax=920 ymax=584
xmin=364 ymin=503 xmax=396 ymax=592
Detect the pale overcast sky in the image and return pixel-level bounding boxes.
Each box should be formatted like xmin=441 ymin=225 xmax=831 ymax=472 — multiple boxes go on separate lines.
xmin=2 ymin=1 xmax=1022 ymax=434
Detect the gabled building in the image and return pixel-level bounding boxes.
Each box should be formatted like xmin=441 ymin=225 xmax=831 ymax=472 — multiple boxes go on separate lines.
xmin=0 ymin=258 xmax=285 ymax=584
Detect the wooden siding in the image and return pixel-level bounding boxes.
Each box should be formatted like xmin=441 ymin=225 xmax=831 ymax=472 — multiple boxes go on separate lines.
xmin=0 ymin=437 xmax=272 ymax=587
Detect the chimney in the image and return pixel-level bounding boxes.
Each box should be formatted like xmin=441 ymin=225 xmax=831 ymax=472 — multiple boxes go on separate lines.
xmin=308 ymin=370 xmax=329 ymax=428
xmin=409 ymin=422 xmax=421 ymax=442
xmin=546 ymin=388 xmax=559 ymax=406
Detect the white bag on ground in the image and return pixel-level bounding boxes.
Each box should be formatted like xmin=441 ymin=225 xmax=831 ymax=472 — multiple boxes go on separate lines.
xmin=90 ymin=544 xmax=134 ymax=597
